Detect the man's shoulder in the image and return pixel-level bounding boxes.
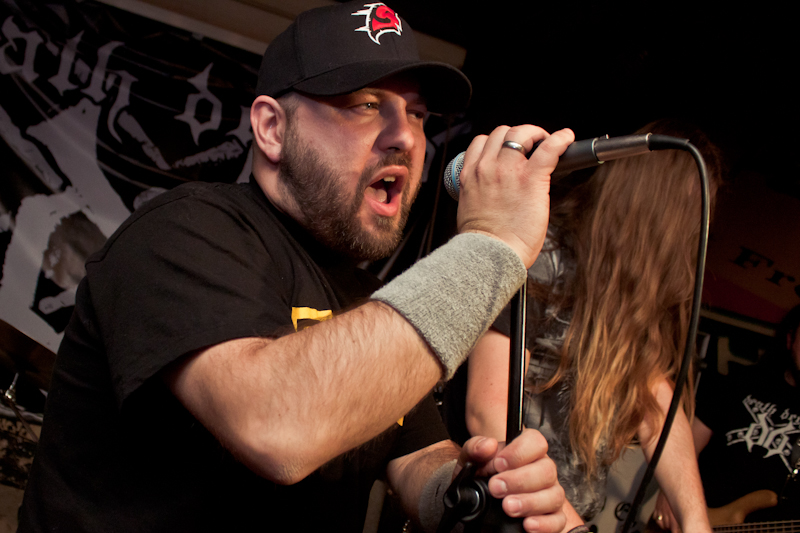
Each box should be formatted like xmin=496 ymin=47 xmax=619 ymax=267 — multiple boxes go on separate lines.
xmin=87 ymin=180 xmax=295 ymax=271
xmin=135 ymin=181 xmax=257 ymax=214
xmin=120 ymin=181 xmax=276 ymax=237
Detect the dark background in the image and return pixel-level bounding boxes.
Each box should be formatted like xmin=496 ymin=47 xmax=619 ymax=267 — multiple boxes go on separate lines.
xmin=370 ymin=1 xmax=799 ymax=332
xmin=387 ymin=0 xmax=797 ymax=200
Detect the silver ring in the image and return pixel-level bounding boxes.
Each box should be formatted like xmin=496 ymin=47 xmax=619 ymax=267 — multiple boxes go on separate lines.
xmin=501 ymin=140 xmax=527 ymax=155
xmin=656 ymin=515 xmax=663 ymax=522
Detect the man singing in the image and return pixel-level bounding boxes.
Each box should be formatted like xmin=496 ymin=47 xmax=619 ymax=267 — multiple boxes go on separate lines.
xmin=19 ymin=2 xmax=575 ymax=531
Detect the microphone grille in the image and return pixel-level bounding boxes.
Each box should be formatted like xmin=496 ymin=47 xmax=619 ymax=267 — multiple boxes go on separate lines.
xmin=443 ymin=152 xmax=465 ymax=201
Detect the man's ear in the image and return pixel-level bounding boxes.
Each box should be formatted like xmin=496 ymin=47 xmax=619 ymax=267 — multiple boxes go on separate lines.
xmin=250 ymin=95 xmax=287 ymax=165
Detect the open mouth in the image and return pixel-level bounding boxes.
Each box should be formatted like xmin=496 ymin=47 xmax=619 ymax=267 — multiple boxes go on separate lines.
xmin=367 ymin=175 xmax=401 ymax=205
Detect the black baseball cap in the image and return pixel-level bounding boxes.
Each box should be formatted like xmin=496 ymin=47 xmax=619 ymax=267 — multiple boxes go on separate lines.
xmin=256 ymin=1 xmax=471 ymax=114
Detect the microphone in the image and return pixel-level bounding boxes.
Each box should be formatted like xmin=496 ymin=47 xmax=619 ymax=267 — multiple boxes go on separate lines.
xmin=443 ymin=133 xmax=682 ymax=200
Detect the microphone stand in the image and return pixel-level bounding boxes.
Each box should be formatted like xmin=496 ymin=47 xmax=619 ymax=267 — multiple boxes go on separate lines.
xmin=437 ymin=133 xmax=710 ymax=533
xmin=438 ymin=284 xmax=528 ymax=533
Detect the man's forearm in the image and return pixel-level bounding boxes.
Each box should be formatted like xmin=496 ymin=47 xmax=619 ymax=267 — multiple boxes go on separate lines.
xmin=168 ymin=233 xmax=527 ymax=484
xmin=167 ymin=299 xmax=442 ymax=484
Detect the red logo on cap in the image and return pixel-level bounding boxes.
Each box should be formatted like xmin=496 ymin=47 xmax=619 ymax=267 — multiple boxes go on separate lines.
xmin=353 ymin=3 xmax=403 ymax=44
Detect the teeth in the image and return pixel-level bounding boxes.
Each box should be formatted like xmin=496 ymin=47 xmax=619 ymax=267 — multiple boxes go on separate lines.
xmin=383 ymin=176 xmax=396 ymax=183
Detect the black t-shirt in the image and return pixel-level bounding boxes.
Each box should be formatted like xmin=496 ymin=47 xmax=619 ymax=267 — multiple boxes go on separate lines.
xmin=19 ymin=179 xmax=448 ymax=532
xmin=696 ymin=364 xmax=800 ymax=522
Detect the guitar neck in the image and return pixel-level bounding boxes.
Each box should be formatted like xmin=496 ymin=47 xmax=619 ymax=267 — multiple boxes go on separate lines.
xmin=713 ymin=520 xmax=800 ymax=533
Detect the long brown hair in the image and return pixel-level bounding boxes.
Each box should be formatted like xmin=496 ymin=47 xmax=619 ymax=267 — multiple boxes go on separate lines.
xmin=541 ymin=119 xmax=724 ymax=479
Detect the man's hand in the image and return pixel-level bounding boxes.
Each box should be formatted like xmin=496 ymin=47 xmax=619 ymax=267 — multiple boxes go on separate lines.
xmin=459 ymin=428 xmax=566 ymax=533
xmin=456 ymin=125 xmax=574 ymax=268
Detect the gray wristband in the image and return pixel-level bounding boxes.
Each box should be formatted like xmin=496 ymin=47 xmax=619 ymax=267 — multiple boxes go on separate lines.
xmin=372 ymin=233 xmax=526 ymax=380
xmin=418 ymin=459 xmax=458 ymax=533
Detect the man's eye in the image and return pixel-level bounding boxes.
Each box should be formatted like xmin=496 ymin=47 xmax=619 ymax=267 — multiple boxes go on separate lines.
xmin=360 ymin=102 xmax=378 ymax=110
xmin=407 ymin=107 xmax=428 ymax=121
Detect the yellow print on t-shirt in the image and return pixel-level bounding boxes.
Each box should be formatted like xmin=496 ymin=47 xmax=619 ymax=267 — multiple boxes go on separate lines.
xmin=291 ymin=307 xmax=333 ymax=331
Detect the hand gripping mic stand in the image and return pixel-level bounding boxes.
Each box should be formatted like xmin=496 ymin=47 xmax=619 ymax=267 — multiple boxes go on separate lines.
xmin=437 ymin=284 xmax=528 ymax=533
xmin=437 ymin=135 xmax=711 ymax=533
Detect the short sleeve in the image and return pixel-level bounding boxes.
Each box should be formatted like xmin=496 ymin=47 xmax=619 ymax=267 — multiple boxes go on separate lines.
xmin=86 ymin=185 xmax=294 ymax=405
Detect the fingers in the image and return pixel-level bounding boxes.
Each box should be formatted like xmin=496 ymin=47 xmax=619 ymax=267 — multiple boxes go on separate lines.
xmin=496 ymin=480 xmax=565 ymax=528
xmin=460 ymin=428 xmax=548 ymax=477
xmin=458 ymin=435 xmax=500 ymax=473
xmin=486 ymin=124 xmax=550 ymax=160
xmin=455 ymin=124 xmax=575 ymax=268
xmin=487 ymin=453 xmax=558 ymax=501
xmin=522 ymin=507 xmax=567 ymax=533
xmin=652 ymin=491 xmax=680 ymax=532
xmin=464 ymin=429 xmax=565 ymax=533
xmin=489 ymin=426 xmax=550 ymax=475
xmin=461 ymin=125 xmax=554 ymax=194
xmin=527 ymin=127 xmax=575 ymax=172
xmin=482 ymin=124 xmax=574 ymax=169
xmin=663 ymin=513 xmax=680 ymax=533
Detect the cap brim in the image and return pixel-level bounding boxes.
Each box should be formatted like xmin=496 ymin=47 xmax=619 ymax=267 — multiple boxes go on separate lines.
xmin=292 ymin=59 xmax=471 ymax=114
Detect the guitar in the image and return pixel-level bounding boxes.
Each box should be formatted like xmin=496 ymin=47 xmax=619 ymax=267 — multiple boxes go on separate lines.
xmin=707 ymin=490 xmax=799 ymax=533
xmin=649 ymin=490 xmax=800 ymax=533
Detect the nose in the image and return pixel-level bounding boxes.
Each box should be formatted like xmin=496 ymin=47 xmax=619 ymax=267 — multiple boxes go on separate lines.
xmin=375 ymin=102 xmax=417 ymax=154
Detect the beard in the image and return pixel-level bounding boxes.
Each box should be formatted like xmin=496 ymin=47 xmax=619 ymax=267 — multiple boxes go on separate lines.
xmin=278 ymin=118 xmax=420 ymax=261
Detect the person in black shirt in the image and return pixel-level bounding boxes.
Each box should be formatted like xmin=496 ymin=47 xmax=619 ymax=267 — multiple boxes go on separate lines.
xmin=694 ymin=305 xmax=800 ymax=525
xmin=653 ymin=305 xmax=800 ymax=529
xmin=19 ymin=1 xmax=576 ymax=531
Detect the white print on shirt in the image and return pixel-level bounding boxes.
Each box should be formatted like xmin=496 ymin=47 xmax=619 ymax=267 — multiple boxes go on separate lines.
xmin=725 ymin=394 xmax=800 ymax=472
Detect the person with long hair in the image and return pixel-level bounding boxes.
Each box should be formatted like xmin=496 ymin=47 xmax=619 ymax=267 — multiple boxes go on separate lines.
xmin=464 ymin=119 xmax=724 ymax=532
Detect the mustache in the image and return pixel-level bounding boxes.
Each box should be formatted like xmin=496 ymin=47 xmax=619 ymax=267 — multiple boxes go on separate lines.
xmin=358 ymin=152 xmax=413 ymax=191
xmin=378 ymin=152 xmax=412 ymax=170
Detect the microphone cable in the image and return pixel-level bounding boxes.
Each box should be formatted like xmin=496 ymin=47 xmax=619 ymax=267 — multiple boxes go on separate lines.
xmin=619 ymin=136 xmax=711 ymax=533
xmin=436 ymin=133 xmax=711 ymax=533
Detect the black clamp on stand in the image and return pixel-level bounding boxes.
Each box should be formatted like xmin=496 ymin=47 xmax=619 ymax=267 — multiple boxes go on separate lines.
xmin=436 ymin=460 xmax=524 ymax=533
xmin=438 ymin=284 xmax=528 ymax=533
